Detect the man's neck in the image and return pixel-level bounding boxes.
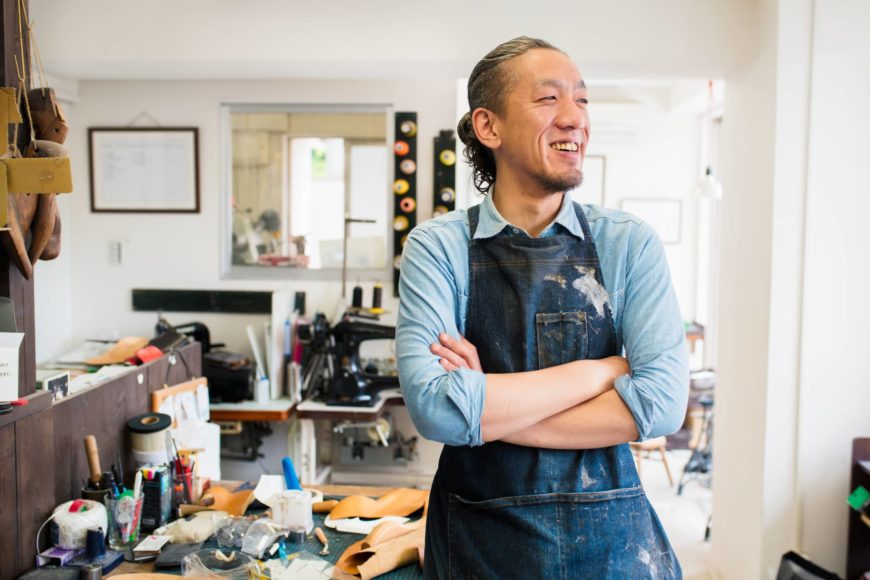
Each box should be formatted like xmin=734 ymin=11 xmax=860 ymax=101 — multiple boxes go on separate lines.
xmin=491 ymin=183 xmax=564 ymax=238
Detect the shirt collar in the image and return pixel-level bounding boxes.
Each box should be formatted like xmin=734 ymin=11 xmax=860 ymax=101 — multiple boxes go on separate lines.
xmin=472 ymin=190 xmax=585 ymax=240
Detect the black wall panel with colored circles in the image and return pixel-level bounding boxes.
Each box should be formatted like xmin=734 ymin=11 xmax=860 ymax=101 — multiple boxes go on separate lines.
xmin=433 ymin=129 xmax=457 ymax=217
xmin=393 ymin=112 xmax=417 ymax=296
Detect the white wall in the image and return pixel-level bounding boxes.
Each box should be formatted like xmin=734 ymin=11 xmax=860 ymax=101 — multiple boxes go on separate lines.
xmin=797 ymin=0 xmax=870 ymax=572
xmin=714 ymin=1 xmax=870 ymax=578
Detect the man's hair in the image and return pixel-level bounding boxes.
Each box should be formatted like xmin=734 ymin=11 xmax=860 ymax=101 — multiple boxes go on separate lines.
xmin=457 ymin=36 xmax=564 ymax=194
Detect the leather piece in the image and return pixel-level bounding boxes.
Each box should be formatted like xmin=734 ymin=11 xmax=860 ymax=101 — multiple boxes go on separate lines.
xmin=27 ymin=88 xmax=68 ymax=144
xmin=0 ymin=186 xmax=32 ymax=279
xmin=4 ymin=157 xmax=73 ymax=194
xmin=85 ymin=337 xmax=150 ymax=365
xmin=198 ymin=486 xmax=255 ymax=516
xmin=0 ymin=88 xmax=22 ymax=158
xmin=313 ymin=499 xmax=339 ymax=513
xmin=334 ymin=518 xmax=426 ymax=580
xmin=328 ymin=488 xmax=429 ymax=520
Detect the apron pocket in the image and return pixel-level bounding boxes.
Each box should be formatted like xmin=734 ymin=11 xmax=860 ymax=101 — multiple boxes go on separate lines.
xmin=447 ymin=489 xmax=680 ymax=580
xmin=536 ymin=311 xmax=588 ymax=369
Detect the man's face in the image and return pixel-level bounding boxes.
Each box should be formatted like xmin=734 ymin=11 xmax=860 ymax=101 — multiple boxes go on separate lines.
xmin=489 ymin=49 xmax=590 ymax=194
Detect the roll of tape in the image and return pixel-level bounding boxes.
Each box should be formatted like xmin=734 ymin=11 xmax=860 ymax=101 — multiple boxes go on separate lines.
xmin=128 ymin=412 xmax=171 ymax=458
xmin=439 ymin=187 xmax=456 ymax=203
xmin=128 ymin=412 xmax=171 ymax=434
xmin=51 ymin=500 xmax=108 ymax=550
xmin=133 ymin=448 xmax=169 ymax=465
xmin=433 ymin=205 xmax=449 ymax=217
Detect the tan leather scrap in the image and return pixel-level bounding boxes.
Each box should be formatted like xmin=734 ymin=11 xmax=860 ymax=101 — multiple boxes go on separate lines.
xmin=333 ymin=518 xmax=426 ymax=580
xmin=328 ymin=488 xmax=429 ymax=520
xmin=85 ymin=337 xmax=150 ymax=365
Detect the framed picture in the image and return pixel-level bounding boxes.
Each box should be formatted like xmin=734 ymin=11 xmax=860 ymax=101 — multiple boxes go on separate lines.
xmin=620 ymin=198 xmax=683 ymax=244
xmin=574 ymin=155 xmax=606 ymax=205
xmin=89 ymin=127 xmax=200 ymax=213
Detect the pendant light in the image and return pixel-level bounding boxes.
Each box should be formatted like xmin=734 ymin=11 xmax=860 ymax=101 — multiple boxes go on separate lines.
xmin=693 ymin=80 xmax=722 ymax=200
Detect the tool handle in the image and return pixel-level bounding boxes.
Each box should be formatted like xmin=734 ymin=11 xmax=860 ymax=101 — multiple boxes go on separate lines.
xmin=314 ymin=527 xmax=328 ymax=546
xmin=84 ymin=435 xmax=101 ymax=485
xmin=281 ymin=457 xmax=302 ymax=491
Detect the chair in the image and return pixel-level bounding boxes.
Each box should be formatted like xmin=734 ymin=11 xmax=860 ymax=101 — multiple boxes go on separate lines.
xmin=630 ymin=436 xmax=674 ymax=486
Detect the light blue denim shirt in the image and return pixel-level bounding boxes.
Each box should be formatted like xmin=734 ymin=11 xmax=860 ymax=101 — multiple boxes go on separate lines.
xmin=396 ymin=191 xmax=689 ymax=447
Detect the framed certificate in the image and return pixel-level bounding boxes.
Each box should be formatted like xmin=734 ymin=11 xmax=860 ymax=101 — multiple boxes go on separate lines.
xmin=89 ymin=127 xmax=200 ymax=213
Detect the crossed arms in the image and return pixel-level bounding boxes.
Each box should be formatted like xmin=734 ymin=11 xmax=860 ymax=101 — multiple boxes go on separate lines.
xmin=395 ymin=219 xmax=688 ymax=450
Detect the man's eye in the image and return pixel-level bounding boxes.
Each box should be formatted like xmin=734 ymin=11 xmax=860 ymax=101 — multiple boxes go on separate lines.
xmin=539 ymin=96 xmax=556 ymax=102
xmin=576 ymin=98 xmax=589 ymax=105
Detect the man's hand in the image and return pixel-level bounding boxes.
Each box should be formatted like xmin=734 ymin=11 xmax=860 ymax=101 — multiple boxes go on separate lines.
xmin=430 ymin=333 xmax=483 ymax=372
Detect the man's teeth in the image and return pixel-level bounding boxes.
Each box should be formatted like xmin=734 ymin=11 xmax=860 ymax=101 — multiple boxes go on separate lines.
xmin=551 ymin=143 xmax=578 ymax=152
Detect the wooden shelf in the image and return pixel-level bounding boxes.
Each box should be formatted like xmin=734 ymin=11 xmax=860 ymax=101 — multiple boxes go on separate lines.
xmin=209 ymin=398 xmax=296 ymax=422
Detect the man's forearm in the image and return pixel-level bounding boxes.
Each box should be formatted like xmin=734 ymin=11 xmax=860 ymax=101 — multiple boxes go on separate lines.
xmin=480 ymin=357 xmax=626 ymax=442
xmin=501 ymin=390 xmax=639 ymax=449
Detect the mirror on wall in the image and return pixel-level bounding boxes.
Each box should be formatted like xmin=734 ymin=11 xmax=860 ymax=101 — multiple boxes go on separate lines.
xmin=223 ymin=105 xmax=390 ymax=278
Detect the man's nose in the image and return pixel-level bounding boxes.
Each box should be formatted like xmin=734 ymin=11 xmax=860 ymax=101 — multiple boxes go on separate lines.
xmin=555 ymin=98 xmax=584 ymax=130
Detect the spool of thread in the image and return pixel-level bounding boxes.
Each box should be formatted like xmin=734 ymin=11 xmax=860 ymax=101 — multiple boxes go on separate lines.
xmin=127 ymin=413 xmax=172 ymax=466
xmin=51 ymin=500 xmax=108 ymax=550
xmin=85 ymin=528 xmax=106 ymax=560
xmin=372 ymin=284 xmax=383 ymax=311
xmin=351 ymin=285 xmax=363 ymax=309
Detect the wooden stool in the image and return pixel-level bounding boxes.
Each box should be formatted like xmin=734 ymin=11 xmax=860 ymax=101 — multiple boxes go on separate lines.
xmin=629 ymin=436 xmax=674 ymax=486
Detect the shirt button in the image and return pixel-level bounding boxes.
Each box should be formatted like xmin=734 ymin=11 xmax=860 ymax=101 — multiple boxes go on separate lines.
xmin=512 ymin=228 xmax=520 ymax=235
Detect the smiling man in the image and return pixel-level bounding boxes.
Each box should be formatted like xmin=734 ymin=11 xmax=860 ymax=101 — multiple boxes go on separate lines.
xmin=397 ymin=37 xmax=688 ymax=579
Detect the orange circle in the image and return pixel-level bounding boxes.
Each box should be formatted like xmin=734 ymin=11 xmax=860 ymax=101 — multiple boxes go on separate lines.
xmin=399 ymin=197 xmax=416 ymax=213
xmin=393 ymin=216 xmax=409 ymax=231
xmin=393 ymin=179 xmax=410 ymax=195
xmin=394 ymin=141 xmax=410 ymax=156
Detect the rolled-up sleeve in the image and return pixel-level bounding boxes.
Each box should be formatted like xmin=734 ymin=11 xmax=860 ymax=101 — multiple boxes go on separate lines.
xmin=613 ymin=221 xmax=689 ymax=440
xmin=396 ymin=228 xmax=486 ymax=447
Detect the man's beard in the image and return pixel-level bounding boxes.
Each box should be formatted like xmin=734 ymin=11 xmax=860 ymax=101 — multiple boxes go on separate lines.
xmin=534 ymin=168 xmax=583 ymax=193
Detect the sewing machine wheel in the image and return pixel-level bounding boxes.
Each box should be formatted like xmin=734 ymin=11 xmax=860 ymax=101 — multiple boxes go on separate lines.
xmin=366 ymin=417 xmax=392 ymax=445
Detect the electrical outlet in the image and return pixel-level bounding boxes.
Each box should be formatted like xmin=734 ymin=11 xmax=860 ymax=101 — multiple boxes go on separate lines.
xmin=109 ymin=240 xmax=122 ymax=265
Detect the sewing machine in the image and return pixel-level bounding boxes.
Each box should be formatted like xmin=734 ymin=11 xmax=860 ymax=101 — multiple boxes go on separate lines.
xmin=299 ymin=312 xmax=399 ymax=407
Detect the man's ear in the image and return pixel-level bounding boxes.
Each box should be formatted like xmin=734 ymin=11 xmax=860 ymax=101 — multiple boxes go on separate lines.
xmin=471 ymin=108 xmax=501 ymax=150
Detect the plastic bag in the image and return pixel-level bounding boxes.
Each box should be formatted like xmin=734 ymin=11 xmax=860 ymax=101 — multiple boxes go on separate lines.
xmin=180 ymin=548 xmax=258 ymax=579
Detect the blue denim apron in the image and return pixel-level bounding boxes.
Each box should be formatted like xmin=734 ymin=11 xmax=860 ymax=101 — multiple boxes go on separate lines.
xmin=424 ymin=202 xmax=681 ymax=579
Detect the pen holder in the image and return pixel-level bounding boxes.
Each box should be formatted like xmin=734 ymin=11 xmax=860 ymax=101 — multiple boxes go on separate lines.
xmin=106 ymin=496 xmax=144 ymax=550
